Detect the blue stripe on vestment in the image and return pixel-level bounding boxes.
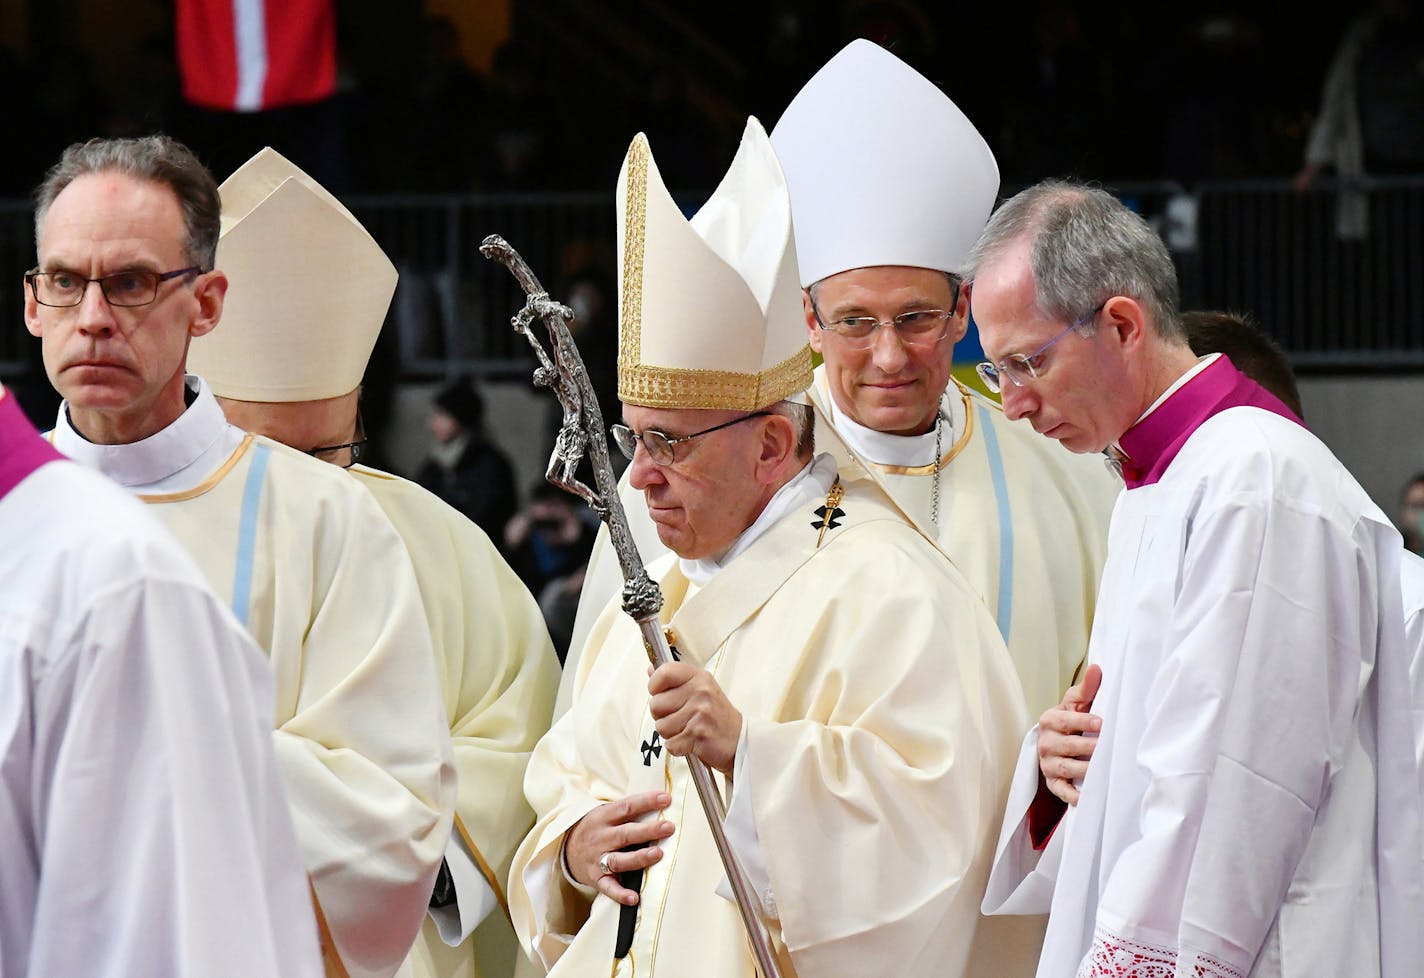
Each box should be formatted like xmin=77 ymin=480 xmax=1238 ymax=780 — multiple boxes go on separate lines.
xmin=231 ymin=443 xmax=271 ymax=626
xmin=977 ymin=405 xmax=1014 ymax=642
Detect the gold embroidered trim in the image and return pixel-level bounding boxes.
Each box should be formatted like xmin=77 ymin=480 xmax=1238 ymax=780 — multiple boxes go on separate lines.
xmin=816 ymin=478 xmax=845 ymax=548
xmin=867 ymin=386 xmax=976 ymax=475
xmin=618 ymin=347 xmax=812 ymax=411
xmin=615 ymin=132 xmax=811 ymax=410
xmin=137 ymin=434 xmax=256 ymax=503
xmin=454 ymin=813 xmax=513 ymax=926
xmin=618 ymin=134 xmax=649 ymax=391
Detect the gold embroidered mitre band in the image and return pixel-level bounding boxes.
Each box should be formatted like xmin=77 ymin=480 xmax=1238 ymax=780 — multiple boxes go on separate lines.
xmin=616 ymin=117 xmax=811 ymax=411
xmin=188 ymin=147 xmax=397 ymax=403
xmin=770 ymin=39 xmax=999 ymax=285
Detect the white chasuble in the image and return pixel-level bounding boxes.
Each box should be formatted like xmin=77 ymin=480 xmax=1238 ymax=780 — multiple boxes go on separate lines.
xmin=561 ymin=372 xmax=1118 ymax=726
xmin=810 ymin=370 xmax=1118 ymax=719
xmin=52 ymin=380 xmax=455 ymax=978
xmin=991 ymin=406 xmax=1424 ymax=978
xmin=352 ymin=466 xmax=560 ymax=978
xmin=512 ymin=468 xmax=1032 ymax=978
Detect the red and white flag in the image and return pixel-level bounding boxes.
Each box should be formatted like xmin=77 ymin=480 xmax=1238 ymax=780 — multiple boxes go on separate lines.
xmin=176 ymin=0 xmax=336 ymax=112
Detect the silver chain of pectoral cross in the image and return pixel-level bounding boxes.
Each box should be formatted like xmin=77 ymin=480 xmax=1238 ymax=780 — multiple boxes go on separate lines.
xmin=931 ymin=411 xmax=942 ymax=525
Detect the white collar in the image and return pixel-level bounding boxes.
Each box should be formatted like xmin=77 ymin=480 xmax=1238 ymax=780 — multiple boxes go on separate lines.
xmin=827 ymin=385 xmax=958 ymax=467
xmin=1111 ymin=353 xmax=1220 ymax=458
xmin=53 ymin=375 xmax=237 ymax=489
xmin=1137 ymin=352 xmax=1219 ymax=424
xmin=679 ymin=452 xmax=839 ymax=586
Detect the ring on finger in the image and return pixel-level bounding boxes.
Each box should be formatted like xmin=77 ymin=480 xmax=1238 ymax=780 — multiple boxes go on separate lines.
xmin=597 ymin=852 xmax=614 ymax=877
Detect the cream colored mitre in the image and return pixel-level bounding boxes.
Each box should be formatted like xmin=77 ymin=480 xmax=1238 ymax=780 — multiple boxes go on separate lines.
xmin=769 ymin=38 xmax=999 ymax=286
xmin=616 ymin=117 xmax=811 ymax=411
xmin=187 ymin=147 xmax=397 ymax=402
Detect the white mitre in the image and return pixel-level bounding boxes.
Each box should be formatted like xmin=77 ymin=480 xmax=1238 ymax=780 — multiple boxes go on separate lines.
xmin=188 ymin=147 xmax=397 ymax=402
xmin=616 ymin=117 xmax=811 ymax=411
xmin=770 ymin=38 xmax=999 ymax=286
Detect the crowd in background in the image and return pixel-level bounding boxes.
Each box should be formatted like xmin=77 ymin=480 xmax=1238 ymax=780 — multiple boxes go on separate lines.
xmin=5 ymin=0 xmax=1423 ymax=659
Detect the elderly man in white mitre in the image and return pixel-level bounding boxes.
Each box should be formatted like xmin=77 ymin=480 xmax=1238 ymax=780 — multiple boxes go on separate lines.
xmin=507 ymin=118 xmax=1029 ymax=978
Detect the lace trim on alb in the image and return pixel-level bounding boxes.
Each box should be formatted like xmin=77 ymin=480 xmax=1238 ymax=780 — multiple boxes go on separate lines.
xmin=1075 ymin=925 xmax=1246 ymax=978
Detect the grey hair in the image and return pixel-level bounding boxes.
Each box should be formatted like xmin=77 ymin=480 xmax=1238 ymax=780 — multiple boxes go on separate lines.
xmin=768 ymin=399 xmax=815 ymax=459
xmin=962 ymin=179 xmax=1183 ymax=341
xmin=33 ymin=135 xmax=221 ymax=270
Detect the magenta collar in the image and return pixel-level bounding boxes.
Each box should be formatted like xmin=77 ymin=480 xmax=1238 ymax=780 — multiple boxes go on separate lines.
xmin=0 ymin=390 xmax=64 ymax=501
xmin=1116 ymin=356 xmax=1304 ymax=489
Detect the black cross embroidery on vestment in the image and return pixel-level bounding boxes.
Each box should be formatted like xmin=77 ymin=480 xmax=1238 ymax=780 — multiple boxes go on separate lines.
xmin=641 ymin=730 xmax=662 ymax=766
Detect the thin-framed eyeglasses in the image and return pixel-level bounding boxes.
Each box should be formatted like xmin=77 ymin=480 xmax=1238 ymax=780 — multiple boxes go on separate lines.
xmin=25 ymin=266 xmax=204 ymax=308
xmin=975 ymin=302 xmax=1107 ymax=394
xmin=809 ymin=285 xmax=960 ymax=348
xmin=307 ymin=411 xmax=367 ymax=469
xmin=610 ymin=411 xmax=771 ymax=466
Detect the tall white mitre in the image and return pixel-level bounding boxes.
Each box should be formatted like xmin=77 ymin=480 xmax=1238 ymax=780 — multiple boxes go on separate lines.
xmin=187 ymin=146 xmax=397 ymax=401
xmin=616 ymin=117 xmax=811 ymax=411
xmin=769 ymin=38 xmax=1000 ymax=286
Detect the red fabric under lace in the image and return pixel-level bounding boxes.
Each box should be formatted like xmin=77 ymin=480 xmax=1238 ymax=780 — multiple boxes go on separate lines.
xmin=1077 ymin=927 xmax=1246 ymax=978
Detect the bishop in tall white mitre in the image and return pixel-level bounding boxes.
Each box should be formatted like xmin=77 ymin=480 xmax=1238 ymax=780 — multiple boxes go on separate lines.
xmin=189 ymin=146 xmax=560 ymax=978
xmin=508 ymin=118 xmax=1029 ymax=978
xmin=30 ymin=134 xmax=455 ymax=978
xmin=563 ymin=40 xmax=1119 ymax=729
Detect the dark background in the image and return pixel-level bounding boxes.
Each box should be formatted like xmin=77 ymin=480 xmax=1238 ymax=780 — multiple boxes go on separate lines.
xmin=0 ymin=1 xmax=1352 ymax=200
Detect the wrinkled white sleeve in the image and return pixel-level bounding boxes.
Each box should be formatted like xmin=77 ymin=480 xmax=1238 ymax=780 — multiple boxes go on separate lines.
xmin=983 ymin=725 xmax=1065 ymax=916
xmin=1081 ymin=494 xmax=1391 ymax=977
xmin=428 ymin=833 xmax=499 ymax=944
xmin=714 ymin=720 xmax=777 ymax=917
xmin=28 ymin=573 xmax=322 ymax=978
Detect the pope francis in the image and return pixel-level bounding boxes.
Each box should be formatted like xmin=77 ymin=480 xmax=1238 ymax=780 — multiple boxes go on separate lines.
xmin=508 ymin=119 xmax=1029 ymax=978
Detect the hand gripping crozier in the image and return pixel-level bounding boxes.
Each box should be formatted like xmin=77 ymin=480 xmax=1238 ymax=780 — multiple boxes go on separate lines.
xmin=480 ymin=233 xmax=784 ymax=978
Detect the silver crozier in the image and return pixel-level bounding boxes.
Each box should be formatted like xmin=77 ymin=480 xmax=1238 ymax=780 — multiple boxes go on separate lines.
xmin=481 ymin=234 xmax=783 ymax=978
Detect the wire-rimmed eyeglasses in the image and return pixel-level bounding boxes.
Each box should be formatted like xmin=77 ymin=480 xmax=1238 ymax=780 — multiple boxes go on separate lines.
xmin=25 ymin=266 xmax=204 ymax=308
xmin=307 ymin=411 xmax=367 ymax=469
xmin=611 ymin=411 xmax=770 ymax=466
xmin=809 ymin=289 xmax=959 ymax=349
xmin=975 ymin=302 xmax=1106 ymax=394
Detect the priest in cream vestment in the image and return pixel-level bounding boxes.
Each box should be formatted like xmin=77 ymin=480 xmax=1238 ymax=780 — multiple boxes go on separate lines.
xmin=563 ymin=40 xmax=1118 ymax=729
xmin=189 ymin=147 xmax=561 ymax=978
xmin=510 ymin=120 xmax=1029 ymax=978
xmin=25 ymin=134 xmax=455 ymax=978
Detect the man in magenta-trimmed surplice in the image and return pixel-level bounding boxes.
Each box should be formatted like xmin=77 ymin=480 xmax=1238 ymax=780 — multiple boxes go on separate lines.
xmin=0 ymin=384 xmax=323 ymax=977
xmin=963 ymin=178 xmax=1424 ymax=978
